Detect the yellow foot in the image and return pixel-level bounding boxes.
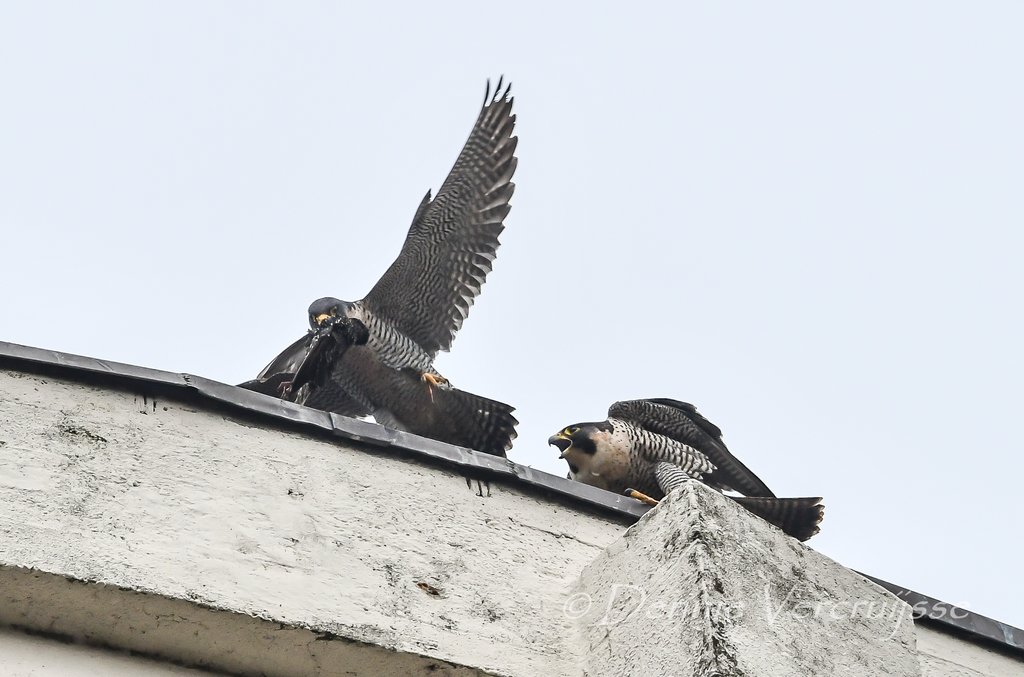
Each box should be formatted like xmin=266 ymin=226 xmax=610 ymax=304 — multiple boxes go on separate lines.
xmin=421 ymin=372 xmax=449 ymax=403
xmin=421 ymin=372 xmax=449 ymax=387
xmin=625 ymin=488 xmax=660 ymax=506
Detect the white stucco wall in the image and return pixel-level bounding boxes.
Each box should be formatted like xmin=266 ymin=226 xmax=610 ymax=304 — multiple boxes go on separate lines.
xmin=0 ymin=366 xmax=1020 ymax=676
xmin=0 ymin=369 xmax=624 ymax=675
xmin=917 ymin=625 xmax=1024 ymax=677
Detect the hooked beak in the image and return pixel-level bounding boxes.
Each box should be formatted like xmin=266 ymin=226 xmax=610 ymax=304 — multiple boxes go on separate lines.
xmin=314 ymin=313 xmax=332 ymax=326
xmin=548 ymin=433 xmax=572 ymax=458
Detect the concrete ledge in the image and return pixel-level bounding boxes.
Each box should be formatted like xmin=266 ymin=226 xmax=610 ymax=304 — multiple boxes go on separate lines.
xmin=0 ymin=369 xmax=625 ymax=675
xmin=0 ymin=566 xmax=480 ymax=676
xmin=0 ymin=340 xmax=649 ymax=522
xmin=572 ymin=484 xmax=921 ymax=677
xmin=2 ymin=346 xmax=1023 ymax=676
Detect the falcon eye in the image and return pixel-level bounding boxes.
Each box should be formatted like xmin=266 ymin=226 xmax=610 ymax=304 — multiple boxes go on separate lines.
xmin=566 ymin=427 xmax=579 ymax=435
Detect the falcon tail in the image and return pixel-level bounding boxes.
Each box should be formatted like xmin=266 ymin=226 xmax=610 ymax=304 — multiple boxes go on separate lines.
xmin=428 ymin=387 xmax=519 ymax=457
xmin=729 ymin=496 xmax=825 ymax=541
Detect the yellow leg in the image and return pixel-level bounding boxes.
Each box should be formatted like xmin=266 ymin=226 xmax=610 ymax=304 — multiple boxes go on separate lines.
xmin=421 ymin=372 xmax=448 ymax=387
xmin=421 ymin=372 xmax=449 ymax=403
xmin=625 ymin=488 xmax=660 ymax=506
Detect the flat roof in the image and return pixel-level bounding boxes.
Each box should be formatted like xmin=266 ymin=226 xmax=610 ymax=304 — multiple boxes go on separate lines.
xmin=1 ymin=339 xmax=1020 ymax=656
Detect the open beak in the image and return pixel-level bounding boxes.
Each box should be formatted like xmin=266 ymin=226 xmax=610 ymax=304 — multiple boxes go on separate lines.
xmin=548 ymin=433 xmax=572 ymax=458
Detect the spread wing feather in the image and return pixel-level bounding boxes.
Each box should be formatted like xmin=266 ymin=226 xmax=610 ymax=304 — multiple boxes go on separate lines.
xmin=362 ymin=79 xmax=517 ymax=356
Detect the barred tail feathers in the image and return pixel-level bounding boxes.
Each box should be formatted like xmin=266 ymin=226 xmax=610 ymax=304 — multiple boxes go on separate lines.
xmin=730 ymin=496 xmax=825 ymax=541
xmin=431 ymin=387 xmax=518 ymax=457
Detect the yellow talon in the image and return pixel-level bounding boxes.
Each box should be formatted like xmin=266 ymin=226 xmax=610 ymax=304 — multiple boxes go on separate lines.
xmin=421 ymin=372 xmax=448 ymax=404
xmin=625 ymin=489 xmax=660 ymax=506
xmin=421 ymin=373 xmax=448 ymax=387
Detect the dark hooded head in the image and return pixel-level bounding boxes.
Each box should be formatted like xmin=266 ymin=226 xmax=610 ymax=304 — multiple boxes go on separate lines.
xmin=307 ymin=297 xmax=353 ymax=330
xmin=547 ymin=421 xmax=613 ymax=475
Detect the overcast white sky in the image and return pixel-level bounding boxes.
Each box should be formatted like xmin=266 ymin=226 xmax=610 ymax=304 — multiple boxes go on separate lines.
xmin=2 ymin=2 xmax=1022 ymax=630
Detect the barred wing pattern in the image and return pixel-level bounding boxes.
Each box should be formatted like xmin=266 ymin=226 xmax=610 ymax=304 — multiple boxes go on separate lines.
xmin=362 ymin=79 xmax=517 ymax=357
xmin=617 ymin=420 xmax=716 ymax=479
xmin=609 ymin=398 xmax=776 ymax=497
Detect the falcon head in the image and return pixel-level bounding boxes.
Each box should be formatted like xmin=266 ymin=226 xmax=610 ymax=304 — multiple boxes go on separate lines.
xmin=548 ymin=421 xmax=613 ymax=476
xmin=307 ymin=297 xmax=354 ymax=329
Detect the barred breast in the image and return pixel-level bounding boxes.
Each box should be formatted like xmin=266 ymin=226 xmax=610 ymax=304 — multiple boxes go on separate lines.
xmin=349 ymin=302 xmax=440 ymax=376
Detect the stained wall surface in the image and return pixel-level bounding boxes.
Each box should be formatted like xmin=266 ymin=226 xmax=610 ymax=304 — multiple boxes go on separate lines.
xmin=0 ymin=368 xmax=1020 ymax=676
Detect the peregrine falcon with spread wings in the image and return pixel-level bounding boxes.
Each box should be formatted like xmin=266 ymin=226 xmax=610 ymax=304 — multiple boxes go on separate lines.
xmin=245 ymin=315 xmax=517 ymax=455
xmin=240 ymin=80 xmax=518 ymax=453
xmin=549 ymin=399 xmax=824 ymax=540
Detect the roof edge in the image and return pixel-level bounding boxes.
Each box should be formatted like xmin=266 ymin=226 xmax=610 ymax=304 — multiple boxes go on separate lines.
xmin=1 ymin=340 xmax=1020 ymax=655
xmin=0 ymin=340 xmax=648 ymax=523
xmin=860 ymin=573 xmax=1023 ymax=655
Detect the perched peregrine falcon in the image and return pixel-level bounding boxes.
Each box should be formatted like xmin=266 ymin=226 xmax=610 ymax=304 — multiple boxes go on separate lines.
xmin=241 ymin=79 xmax=518 ymax=448
xmin=549 ymin=399 xmax=824 ymax=540
xmin=243 ymin=316 xmax=517 ymax=456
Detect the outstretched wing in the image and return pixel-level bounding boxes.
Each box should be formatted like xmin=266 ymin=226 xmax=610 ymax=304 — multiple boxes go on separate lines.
xmin=362 ymin=79 xmax=517 ymax=356
xmin=608 ymin=399 xmax=776 ymax=497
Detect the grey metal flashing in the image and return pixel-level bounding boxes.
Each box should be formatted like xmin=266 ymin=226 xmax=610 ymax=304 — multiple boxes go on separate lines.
xmin=861 ymin=573 xmax=1024 ymax=655
xmin=188 ymin=374 xmax=337 ymax=434
xmin=0 ymin=340 xmax=191 ymax=390
xmin=2 ymin=339 xmax=1021 ymax=655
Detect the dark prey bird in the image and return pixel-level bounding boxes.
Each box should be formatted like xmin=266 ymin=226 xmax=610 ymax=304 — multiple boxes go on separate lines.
xmin=243 ymin=316 xmax=517 ymax=456
xmin=241 ymin=79 xmax=518 ymax=453
xmin=549 ymin=399 xmax=824 ymax=540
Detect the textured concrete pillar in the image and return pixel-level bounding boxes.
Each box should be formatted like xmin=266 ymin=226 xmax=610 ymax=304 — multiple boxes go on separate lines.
xmin=571 ymin=483 xmax=922 ymax=677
